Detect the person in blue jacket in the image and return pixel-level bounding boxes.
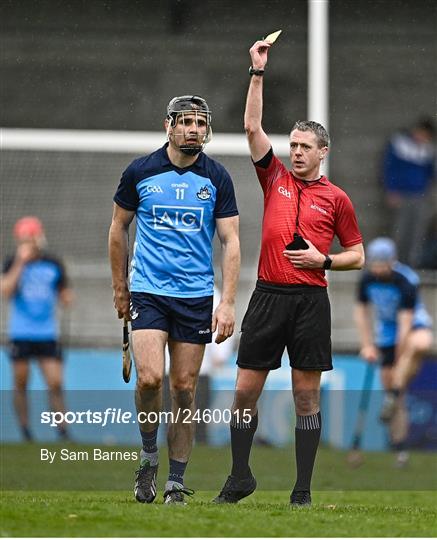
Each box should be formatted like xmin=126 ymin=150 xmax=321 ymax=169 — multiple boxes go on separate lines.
xmin=383 ymin=118 xmax=435 ymax=267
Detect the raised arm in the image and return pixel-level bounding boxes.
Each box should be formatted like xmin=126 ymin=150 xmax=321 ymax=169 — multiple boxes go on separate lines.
xmin=244 ymin=41 xmax=273 ymax=162
xmin=108 ymin=203 xmax=135 ymax=319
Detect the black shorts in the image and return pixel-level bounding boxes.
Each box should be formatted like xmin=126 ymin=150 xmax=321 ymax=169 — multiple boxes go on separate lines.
xmin=379 ymin=346 xmax=396 ymax=367
xmin=10 ymin=340 xmax=62 ymax=361
xmin=130 ymin=292 xmax=214 ymax=344
xmin=237 ymin=280 xmax=332 ymax=371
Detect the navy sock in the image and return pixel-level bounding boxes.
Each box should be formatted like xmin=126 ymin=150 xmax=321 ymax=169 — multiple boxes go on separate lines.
xmin=168 ymin=459 xmax=187 ymax=485
xmin=294 ymin=412 xmax=321 ymax=492
xmin=21 ymin=426 xmax=32 ymax=441
xmin=392 ymin=441 xmax=407 ymax=452
xmin=230 ymin=413 xmax=258 ymax=479
xmin=58 ymin=425 xmax=69 ymax=440
xmin=140 ymin=427 xmax=158 ymax=453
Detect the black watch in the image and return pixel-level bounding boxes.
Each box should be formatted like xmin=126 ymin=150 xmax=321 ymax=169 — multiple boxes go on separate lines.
xmin=249 ymin=66 xmax=265 ymax=76
xmin=323 ymin=255 xmax=333 ymax=270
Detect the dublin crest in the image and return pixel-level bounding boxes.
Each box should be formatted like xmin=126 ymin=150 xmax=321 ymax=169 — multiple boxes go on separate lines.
xmin=197 ymin=186 xmax=212 ymax=201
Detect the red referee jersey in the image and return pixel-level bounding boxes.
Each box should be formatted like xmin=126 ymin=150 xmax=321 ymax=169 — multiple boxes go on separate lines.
xmin=255 ymin=154 xmax=362 ymax=287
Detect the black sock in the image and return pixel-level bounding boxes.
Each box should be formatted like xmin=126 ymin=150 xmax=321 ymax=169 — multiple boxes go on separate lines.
xmin=230 ymin=413 xmax=258 ymax=479
xmin=294 ymin=411 xmax=321 ymax=492
xmin=168 ymin=458 xmax=187 ymax=485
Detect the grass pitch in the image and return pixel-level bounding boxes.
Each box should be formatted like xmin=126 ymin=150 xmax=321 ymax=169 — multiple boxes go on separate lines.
xmin=1 ymin=444 xmax=436 ymax=537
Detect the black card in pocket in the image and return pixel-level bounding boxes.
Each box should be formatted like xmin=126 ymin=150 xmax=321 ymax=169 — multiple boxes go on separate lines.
xmin=285 ymin=233 xmax=309 ymax=250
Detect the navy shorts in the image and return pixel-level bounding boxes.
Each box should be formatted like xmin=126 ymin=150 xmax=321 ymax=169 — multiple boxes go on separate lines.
xmin=10 ymin=340 xmax=62 ymax=361
xmin=130 ymin=292 xmax=214 ymax=344
xmin=237 ymin=280 xmax=332 ymax=371
xmin=379 ymin=346 xmax=396 ymax=367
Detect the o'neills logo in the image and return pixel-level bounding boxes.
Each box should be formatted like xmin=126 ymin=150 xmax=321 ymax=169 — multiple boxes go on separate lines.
xmin=311 ymin=204 xmax=328 ymax=215
xmin=171 ymin=182 xmax=189 ymax=188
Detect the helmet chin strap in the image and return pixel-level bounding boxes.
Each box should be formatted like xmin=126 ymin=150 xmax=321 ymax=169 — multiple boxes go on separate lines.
xmin=179 ymin=145 xmax=202 ymax=156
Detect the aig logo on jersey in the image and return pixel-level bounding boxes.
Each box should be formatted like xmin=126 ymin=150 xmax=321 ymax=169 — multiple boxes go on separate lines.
xmin=153 ymin=205 xmax=204 ymax=232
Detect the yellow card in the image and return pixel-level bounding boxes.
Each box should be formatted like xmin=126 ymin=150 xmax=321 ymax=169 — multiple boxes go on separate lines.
xmin=264 ymin=29 xmax=282 ymax=44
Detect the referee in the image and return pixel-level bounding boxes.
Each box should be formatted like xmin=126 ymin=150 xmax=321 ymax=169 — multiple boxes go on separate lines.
xmin=213 ymin=39 xmax=364 ymax=507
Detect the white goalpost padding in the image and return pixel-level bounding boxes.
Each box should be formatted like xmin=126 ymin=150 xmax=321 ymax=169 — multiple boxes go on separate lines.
xmin=308 ymin=0 xmax=329 ymax=175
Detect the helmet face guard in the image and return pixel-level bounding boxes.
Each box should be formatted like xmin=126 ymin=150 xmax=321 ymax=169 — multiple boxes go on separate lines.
xmin=166 ymin=95 xmax=212 ymax=155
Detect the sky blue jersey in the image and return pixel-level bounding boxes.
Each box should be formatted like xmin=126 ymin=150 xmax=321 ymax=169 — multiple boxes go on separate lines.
xmin=3 ymin=255 xmax=67 ymax=341
xmin=394 ymin=262 xmax=433 ymax=330
xmin=113 ymin=144 xmax=238 ymax=298
xmin=357 ymin=263 xmax=432 ymax=347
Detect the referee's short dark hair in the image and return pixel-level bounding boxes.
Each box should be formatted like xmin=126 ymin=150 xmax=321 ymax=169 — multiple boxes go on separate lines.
xmin=291 ymin=120 xmax=330 ymax=148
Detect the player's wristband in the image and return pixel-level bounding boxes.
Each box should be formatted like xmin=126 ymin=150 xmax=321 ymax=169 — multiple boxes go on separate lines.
xmin=249 ymin=66 xmax=265 ymax=76
xmin=323 ymin=255 xmax=333 ymax=270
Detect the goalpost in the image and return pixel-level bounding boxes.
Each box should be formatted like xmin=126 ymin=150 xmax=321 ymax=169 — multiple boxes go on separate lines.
xmin=2 ymin=128 xmax=290 ymax=155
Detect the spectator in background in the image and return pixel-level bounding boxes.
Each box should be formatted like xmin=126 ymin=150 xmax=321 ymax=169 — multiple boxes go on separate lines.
xmin=419 ymin=212 xmax=437 ymax=269
xmin=355 ymin=237 xmax=433 ymax=467
xmin=0 ymin=217 xmax=73 ymax=441
xmin=383 ymin=117 xmax=435 ymax=268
